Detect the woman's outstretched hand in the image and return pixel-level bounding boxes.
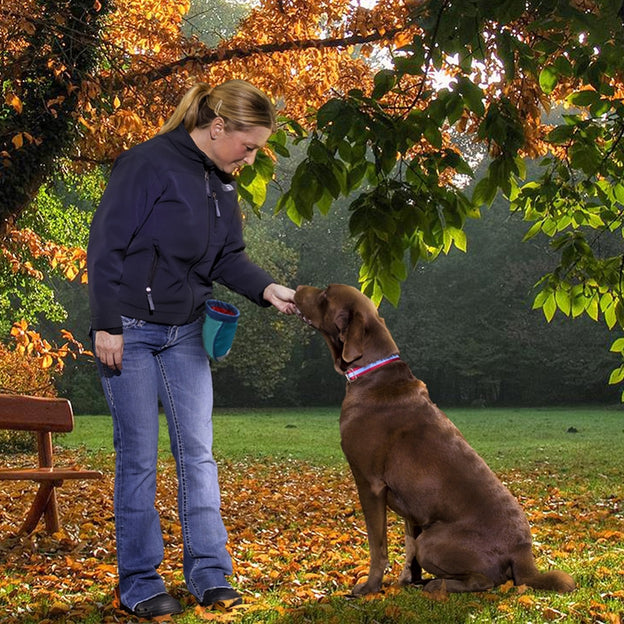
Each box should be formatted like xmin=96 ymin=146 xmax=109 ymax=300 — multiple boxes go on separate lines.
xmin=263 ymin=283 xmax=298 ymax=315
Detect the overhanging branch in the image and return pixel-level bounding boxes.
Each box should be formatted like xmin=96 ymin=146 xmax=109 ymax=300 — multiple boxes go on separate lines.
xmin=116 ymin=27 xmax=406 ymax=87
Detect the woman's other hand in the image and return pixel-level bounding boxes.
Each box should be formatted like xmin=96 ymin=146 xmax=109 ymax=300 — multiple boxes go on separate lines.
xmin=94 ymin=331 xmax=124 ymax=370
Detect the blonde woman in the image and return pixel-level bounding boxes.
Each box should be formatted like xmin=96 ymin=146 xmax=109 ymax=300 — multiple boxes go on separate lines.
xmin=88 ymin=80 xmax=296 ymax=619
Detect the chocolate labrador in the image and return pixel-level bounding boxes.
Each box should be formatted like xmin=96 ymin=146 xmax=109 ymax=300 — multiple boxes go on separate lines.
xmin=294 ymin=284 xmax=575 ymax=596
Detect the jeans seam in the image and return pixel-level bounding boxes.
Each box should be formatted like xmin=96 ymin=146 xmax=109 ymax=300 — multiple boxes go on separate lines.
xmin=156 ymin=354 xmax=193 ymax=551
xmin=157 ymin=353 xmax=202 ymax=596
xmin=103 ymin=375 xmax=125 ymax=582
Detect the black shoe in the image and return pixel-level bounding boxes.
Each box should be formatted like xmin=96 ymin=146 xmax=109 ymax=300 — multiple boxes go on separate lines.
xmin=121 ymin=592 xmax=184 ymax=618
xmin=200 ymin=587 xmax=243 ymax=610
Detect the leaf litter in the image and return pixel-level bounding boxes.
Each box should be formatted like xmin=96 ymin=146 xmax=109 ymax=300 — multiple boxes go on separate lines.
xmin=0 ymin=450 xmax=622 ymax=623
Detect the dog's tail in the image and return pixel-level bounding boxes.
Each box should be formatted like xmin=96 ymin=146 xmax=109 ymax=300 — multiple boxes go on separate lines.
xmin=511 ymin=546 xmax=575 ymax=593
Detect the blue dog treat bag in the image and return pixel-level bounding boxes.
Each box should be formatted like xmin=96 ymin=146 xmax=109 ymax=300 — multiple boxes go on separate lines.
xmin=202 ymin=300 xmax=240 ymax=361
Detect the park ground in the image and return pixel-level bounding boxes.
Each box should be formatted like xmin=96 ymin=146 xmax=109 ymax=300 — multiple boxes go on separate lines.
xmin=0 ymin=407 xmax=623 ymax=623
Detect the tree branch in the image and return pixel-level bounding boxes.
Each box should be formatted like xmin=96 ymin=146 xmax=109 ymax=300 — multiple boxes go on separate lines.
xmin=115 ymin=28 xmax=406 ymax=87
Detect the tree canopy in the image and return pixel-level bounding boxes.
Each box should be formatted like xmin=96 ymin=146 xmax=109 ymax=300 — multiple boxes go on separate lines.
xmin=1 ymin=0 xmax=624 ymax=398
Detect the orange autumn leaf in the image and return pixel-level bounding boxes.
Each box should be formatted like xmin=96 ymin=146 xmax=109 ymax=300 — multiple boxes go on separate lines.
xmin=517 ymin=594 xmax=536 ymax=608
xmin=7 ymin=93 xmax=23 ymax=114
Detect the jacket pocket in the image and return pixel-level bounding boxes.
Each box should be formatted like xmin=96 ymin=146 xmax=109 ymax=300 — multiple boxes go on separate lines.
xmin=145 ymin=241 xmax=160 ymax=313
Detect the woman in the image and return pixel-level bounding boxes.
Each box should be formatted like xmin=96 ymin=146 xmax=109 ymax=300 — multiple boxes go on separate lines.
xmin=87 ymin=80 xmax=296 ymax=619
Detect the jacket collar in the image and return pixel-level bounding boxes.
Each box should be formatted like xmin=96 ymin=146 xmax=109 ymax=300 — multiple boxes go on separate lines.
xmin=164 ymin=124 xmax=233 ymax=183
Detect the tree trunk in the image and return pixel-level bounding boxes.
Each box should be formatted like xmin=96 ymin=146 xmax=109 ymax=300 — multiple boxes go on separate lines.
xmin=0 ymin=0 xmax=111 ymax=238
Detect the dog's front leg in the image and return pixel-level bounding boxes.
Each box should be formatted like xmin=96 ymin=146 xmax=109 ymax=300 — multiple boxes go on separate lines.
xmin=351 ymin=476 xmax=389 ymax=596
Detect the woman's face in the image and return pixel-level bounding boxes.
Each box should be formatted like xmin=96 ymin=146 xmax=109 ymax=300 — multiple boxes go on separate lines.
xmin=208 ymin=122 xmax=272 ymax=174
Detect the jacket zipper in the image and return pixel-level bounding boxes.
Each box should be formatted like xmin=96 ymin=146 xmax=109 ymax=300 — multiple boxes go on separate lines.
xmin=181 ymin=169 xmax=218 ymax=322
xmin=205 ymin=170 xmax=221 ymax=217
xmin=146 ymin=241 xmax=160 ymax=313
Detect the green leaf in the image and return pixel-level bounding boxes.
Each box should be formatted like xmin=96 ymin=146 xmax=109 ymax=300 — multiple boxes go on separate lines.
xmin=608 ymin=365 xmax=624 ymax=385
xmin=451 ymin=227 xmax=467 ymax=252
xmin=472 ymin=176 xmax=497 ymax=207
xmin=539 ymin=66 xmax=558 ymax=94
xmin=571 ymin=289 xmax=587 ymax=318
xmin=317 ymin=99 xmax=345 ymax=129
xmin=308 ymin=138 xmax=330 ymax=164
xmin=586 ymin=294 xmax=599 ymax=321
xmin=382 ymin=275 xmax=401 ymax=306
xmin=569 ymin=143 xmax=601 ymax=175
xmin=547 ymin=125 xmax=575 ymax=144
xmin=555 ymin=288 xmax=571 ymax=316
xmin=522 ymin=221 xmax=543 ymax=241
xmin=567 ymin=89 xmax=601 ymax=107
xmin=423 ymin=120 xmax=443 ymax=148
xmin=543 ymin=292 xmax=557 ymax=321
xmin=394 ymin=55 xmax=423 ymax=76
xmin=457 ymin=78 xmax=485 ymax=116
xmin=610 ymin=337 xmax=624 ymax=352
xmin=372 ymin=69 xmax=397 ymax=99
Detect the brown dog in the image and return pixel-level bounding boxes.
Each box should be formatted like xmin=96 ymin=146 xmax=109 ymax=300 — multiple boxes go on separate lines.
xmin=294 ymin=284 xmax=575 ymax=596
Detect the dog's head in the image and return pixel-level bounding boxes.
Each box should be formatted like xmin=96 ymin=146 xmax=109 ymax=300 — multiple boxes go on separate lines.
xmin=294 ymin=284 xmax=399 ymax=374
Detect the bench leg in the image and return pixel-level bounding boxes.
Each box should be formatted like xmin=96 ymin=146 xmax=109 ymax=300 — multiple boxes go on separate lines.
xmin=19 ymin=482 xmax=61 ymax=535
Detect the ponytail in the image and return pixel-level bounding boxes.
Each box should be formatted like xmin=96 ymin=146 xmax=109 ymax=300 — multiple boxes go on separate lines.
xmin=158 ymin=80 xmax=276 ymax=135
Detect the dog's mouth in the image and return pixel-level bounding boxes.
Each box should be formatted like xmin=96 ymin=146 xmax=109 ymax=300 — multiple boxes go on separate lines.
xmin=295 ymin=307 xmax=315 ymax=328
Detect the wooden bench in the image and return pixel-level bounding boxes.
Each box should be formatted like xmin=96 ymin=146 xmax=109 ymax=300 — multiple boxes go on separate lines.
xmin=0 ymin=394 xmax=102 ymax=535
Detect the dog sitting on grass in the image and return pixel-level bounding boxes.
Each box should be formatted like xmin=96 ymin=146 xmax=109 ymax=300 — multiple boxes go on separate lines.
xmin=294 ymin=284 xmax=576 ymax=596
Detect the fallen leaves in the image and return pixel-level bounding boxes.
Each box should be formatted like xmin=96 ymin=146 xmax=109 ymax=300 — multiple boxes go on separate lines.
xmin=0 ymin=449 xmax=622 ymax=623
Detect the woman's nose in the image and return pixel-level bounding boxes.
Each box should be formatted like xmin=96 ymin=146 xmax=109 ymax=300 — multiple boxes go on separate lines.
xmin=244 ymin=150 xmax=258 ymax=166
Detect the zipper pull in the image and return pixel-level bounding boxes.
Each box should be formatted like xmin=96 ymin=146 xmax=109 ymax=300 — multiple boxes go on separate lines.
xmin=146 ymin=287 xmax=155 ymax=312
xmin=205 ymin=171 xmax=220 ymax=217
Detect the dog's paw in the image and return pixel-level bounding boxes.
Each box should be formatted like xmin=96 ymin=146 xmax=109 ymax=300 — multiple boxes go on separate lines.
xmin=351 ymin=580 xmax=382 ymax=596
xmin=423 ymin=579 xmax=447 ymax=594
xmin=398 ymin=571 xmax=426 ymax=587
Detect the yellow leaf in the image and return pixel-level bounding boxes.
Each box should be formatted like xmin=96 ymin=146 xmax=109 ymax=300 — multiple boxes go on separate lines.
xmin=41 ymin=354 xmax=54 ymax=369
xmin=517 ymin=594 xmax=535 ymax=608
xmin=113 ymin=95 xmax=121 ymax=109
xmin=393 ymin=31 xmax=413 ymax=48
xmin=499 ymin=579 xmax=515 ymax=593
xmin=11 ymin=133 xmax=23 ymax=149
xmin=8 ymin=94 xmax=23 ymax=114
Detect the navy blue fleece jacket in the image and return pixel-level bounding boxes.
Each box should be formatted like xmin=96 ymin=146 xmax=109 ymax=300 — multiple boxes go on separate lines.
xmin=87 ymin=124 xmax=273 ymax=332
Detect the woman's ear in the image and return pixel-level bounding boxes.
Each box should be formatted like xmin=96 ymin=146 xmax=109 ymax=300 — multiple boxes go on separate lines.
xmin=210 ymin=117 xmax=224 ymax=139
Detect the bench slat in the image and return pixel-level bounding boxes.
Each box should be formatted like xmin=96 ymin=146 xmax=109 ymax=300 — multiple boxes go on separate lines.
xmin=0 ymin=395 xmax=74 ymax=432
xmin=0 ymin=468 xmax=102 ymax=481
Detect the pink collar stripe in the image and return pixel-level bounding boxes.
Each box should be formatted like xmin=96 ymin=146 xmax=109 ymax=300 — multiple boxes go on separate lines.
xmin=345 ymin=354 xmax=400 ymax=382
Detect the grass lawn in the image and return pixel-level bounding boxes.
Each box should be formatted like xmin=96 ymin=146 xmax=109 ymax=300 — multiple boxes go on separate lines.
xmin=1 ymin=405 xmax=623 ymax=623
xmin=65 ymin=404 xmax=624 ymax=478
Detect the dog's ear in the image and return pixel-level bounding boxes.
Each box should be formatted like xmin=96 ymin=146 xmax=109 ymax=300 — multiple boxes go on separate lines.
xmin=335 ymin=309 xmax=365 ymax=364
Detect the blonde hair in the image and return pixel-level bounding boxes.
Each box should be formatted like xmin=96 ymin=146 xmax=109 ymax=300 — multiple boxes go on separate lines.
xmin=158 ymin=79 xmax=277 ymax=135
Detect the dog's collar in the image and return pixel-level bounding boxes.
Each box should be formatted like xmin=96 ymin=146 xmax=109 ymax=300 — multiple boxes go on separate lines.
xmin=345 ymin=354 xmax=400 ymax=382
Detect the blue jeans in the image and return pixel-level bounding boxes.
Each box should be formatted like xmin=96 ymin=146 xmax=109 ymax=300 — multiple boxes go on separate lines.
xmin=96 ymin=315 xmax=232 ymax=610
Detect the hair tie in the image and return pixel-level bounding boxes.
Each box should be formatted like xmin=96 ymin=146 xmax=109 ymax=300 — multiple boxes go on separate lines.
xmin=214 ymin=99 xmax=223 ymax=116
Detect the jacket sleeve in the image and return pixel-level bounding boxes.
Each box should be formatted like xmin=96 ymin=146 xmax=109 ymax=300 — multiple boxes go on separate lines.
xmin=211 ymin=199 xmax=274 ymax=307
xmin=87 ymin=150 xmax=162 ymax=330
